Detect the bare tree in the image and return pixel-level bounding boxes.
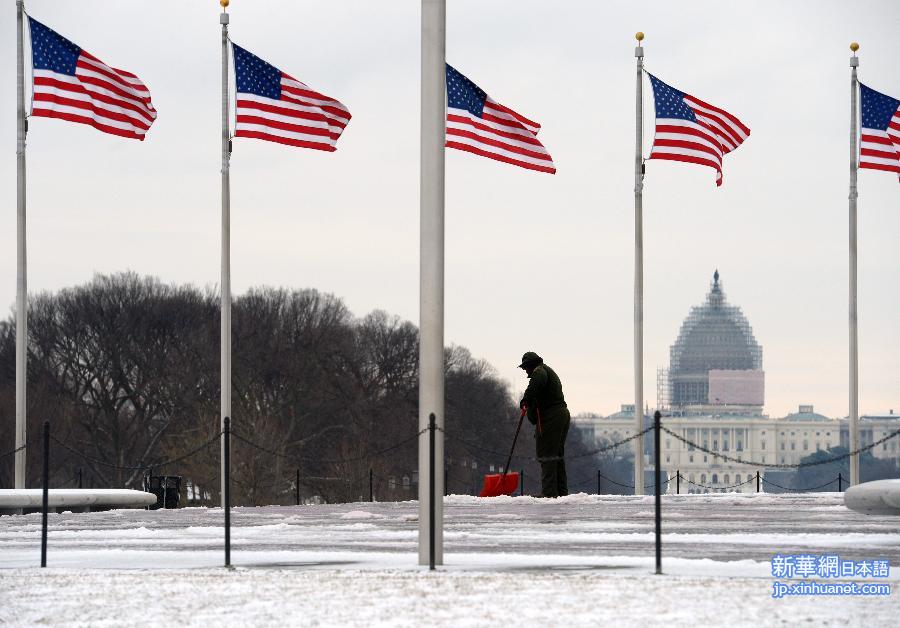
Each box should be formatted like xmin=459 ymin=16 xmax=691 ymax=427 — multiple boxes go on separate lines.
xmin=1 ymin=273 xmax=522 ymax=503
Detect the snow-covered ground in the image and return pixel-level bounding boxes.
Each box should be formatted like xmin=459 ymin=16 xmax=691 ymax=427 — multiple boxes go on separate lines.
xmin=0 ymin=493 xmax=896 ymax=626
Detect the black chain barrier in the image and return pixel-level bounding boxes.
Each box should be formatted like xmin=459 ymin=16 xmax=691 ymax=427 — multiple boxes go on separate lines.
xmin=762 ymin=476 xmax=840 ymax=492
xmin=49 ymin=432 xmax=222 ymax=472
xmin=440 ymin=425 xmax=654 ymax=463
xmin=230 ymin=428 xmax=427 ymax=465
xmin=596 ymin=472 xmax=670 ymax=490
xmin=659 ymin=425 xmax=900 ymax=469
xmin=0 ymin=442 xmax=27 ymax=460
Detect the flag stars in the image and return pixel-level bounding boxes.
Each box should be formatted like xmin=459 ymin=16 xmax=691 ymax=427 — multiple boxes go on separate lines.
xmin=446 ymin=65 xmax=486 ymax=118
xmin=29 ymin=17 xmax=80 ymax=75
xmin=232 ymin=43 xmax=282 ymax=100
xmin=860 ymin=83 xmax=900 ymax=130
xmin=649 ymin=74 xmax=696 ymax=122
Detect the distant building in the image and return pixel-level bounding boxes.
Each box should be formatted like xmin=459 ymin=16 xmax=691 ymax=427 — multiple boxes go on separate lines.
xmin=582 ymin=271 xmax=899 ymax=493
xmin=587 ymin=406 xmax=900 ymax=494
xmin=662 ymin=270 xmax=764 ymax=415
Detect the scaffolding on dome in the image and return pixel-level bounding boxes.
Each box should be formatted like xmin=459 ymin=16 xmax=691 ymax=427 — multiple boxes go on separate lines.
xmin=668 ymin=271 xmax=763 ymax=410
xmin=656 ymin=367 xmax=670 ymax=412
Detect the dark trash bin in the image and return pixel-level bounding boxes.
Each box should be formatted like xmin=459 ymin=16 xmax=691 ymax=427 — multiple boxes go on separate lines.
xmin=143 ymin=475 xmax=182 ymax=509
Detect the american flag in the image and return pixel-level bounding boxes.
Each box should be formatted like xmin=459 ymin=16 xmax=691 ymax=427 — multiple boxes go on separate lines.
xmin=232 ymin=43 xmax=350 ymax=151
xmin=445 ymin=65 xmax=555 ymax=174
xmin=647 ymin=73 xmax=749 ymax=186
xmin=859 ymin=82 xmax=900 ymax=180
xmin=28 ymin=17 xmax=156 ymax=140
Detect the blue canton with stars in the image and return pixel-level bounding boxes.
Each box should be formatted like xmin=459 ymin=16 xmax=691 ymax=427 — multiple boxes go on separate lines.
xmin=447 ymin=64 xmax=486 ymax=117
xmin=860 ymin=83 xmax=899 ymax=130
xmin=233 ymin=44 xmax=282 ymax=100
xmin=648 ymin=74 xmax=696 ymax=122
xmin=29 ymin=17 xmax=81 ymax=76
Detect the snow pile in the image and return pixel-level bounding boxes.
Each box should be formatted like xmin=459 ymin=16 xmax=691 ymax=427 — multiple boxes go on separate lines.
xmin=339 ymin=510 xmax=385 ymax=520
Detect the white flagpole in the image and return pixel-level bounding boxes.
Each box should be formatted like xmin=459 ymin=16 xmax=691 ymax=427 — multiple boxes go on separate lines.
xmin=633 ymin=32 xmax=645 ymax=495
xmin=418 ymin=0 xmax=445 ymax=566
xmin=15 ymin=0 xmax=28 ymax=490
xmin=848 ymin=42 xmax=860 ymax=486
xmin=220 ymin=0 xmax=232 ymax=505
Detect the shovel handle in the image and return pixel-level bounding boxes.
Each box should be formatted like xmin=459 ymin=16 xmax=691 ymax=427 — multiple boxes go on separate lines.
xmin=502 ymin=407 xmax=527 ymax=476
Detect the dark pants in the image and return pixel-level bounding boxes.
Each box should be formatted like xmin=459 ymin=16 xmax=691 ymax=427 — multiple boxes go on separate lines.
xmin=535 ymin=408 xmax=571 ymax=497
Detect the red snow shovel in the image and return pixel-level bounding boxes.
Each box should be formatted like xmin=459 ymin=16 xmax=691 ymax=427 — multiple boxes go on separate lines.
xmin=479 ymin=407 xmax=527 ymax=497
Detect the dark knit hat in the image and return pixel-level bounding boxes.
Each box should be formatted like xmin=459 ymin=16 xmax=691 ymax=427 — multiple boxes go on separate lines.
xmin=518 ymin=351 xmax=543 ymax=369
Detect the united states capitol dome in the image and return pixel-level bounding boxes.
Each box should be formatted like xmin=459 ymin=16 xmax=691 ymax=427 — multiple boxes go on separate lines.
xmin=669 ymin=271 xmax=763 ymax=408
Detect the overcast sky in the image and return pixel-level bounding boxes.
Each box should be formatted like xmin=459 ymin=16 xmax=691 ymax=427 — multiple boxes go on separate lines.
xmin=1 ymin=1 xmax=898 ymax=419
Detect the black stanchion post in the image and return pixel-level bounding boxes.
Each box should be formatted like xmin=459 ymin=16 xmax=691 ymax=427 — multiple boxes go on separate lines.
xmin=296 ymin=468 xmax=300 ymax=506
xmin=676 ymin=470 xmax=680 ymax=495
xmin=597 ymin=470 xmax=602 ymax=495
xmin=41 ymin=420 xmax=50 ymax=568
xmin=838 ymin=473 xmax=842 ymax=492
xmin=653 ymin=410 xmax=662 ymax=575
xmin=756 ymin=470 xmax=760 ymax=493
xmin=444 ymin=466 xmax=448 ymax=496
xmin=224 ymin=417 xmax=231 ymax=568
xmin=428 ymin=413 xmax=436 ymax=571
xmin=369 ymin=468 xmax=374 ymax=503
xmin=77 ymin=467 xmax=83 ymax=489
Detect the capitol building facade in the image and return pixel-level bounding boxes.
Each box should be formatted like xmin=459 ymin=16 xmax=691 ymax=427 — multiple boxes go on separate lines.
xmin=575 ymin=271 xmax=899 ymax=493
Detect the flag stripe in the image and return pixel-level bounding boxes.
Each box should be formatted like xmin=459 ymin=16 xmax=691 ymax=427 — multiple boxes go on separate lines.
xmin=32 ymin=74 xmax=153 ymax=133
xmin=447 ymin=112 xmax=545 ymax=147
xmin=235 ymin=121 xmax=336 ymax=146
xmin=861 ymin=132 xmax=894 ymax=147
xmin=485 ymin=99 xmax=540 ymax=134
xmin=33 ymin=93 xmax=149 ymax=132
xmin=236 ymin=97 xmax=340 ymax=138
xmin=859 ymin=160 xmax=900 ymax=173
xmin=235 ymin=113 xmax=335 ymax=140
xmin=32 ymin=75 xmax=153 ymax=127
xmin=684 ymin=94 xmax=750 ymax=137
xmin=446 ymin=126 xmax=555 ymax=162
xmin=446 ymin=141 xmax=556 ymax=174
xmin=450 ymin=109 xmax=538 ymax=140
xmin=653 ymin=139 xmax=723 ymax=165
xmin=654 ymin=122 xmax=723 ymax=154
xmin=234 ymin=129 xmax=337 ymax=152
xmin=445 ymin=132 xmax=555 ymax=169
xmin=77 ymin=56 xmax=150 ymax=100
xmin=651 ymin=151 xmax=722 ymax=173
xmin=31 ymin=108 xmax=146 ymax=139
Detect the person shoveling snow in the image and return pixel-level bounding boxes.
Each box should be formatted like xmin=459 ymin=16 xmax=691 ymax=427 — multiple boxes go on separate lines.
xmin=518 ymin=352 xmax=571 ymax=498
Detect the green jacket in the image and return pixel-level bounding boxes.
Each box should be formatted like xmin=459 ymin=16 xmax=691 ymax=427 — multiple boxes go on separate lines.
xmin=520 ymin=364 xmax=567 ymax=426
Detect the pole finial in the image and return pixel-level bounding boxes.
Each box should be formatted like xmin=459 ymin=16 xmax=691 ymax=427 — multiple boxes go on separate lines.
xmin=220 ymin=0 xmax=229 ymax=8
xmin=636 ymin=32 xmax=645 ymax=43
xmin=850 ymin=42 xmax=859 ymax=53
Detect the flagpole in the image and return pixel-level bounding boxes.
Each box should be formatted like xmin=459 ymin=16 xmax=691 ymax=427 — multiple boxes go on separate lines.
xmin=220 ymin=0 xmax=232 ymax=505
xmin=633 ymin=32 xmax=645 ymax=496
xmin=419 ymin=0 xmax=445 ymax=566
xmin=848 ymin=42 xmax=860 ymax=486
xmin=15 ymin=0 xmax=28 ymax=491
